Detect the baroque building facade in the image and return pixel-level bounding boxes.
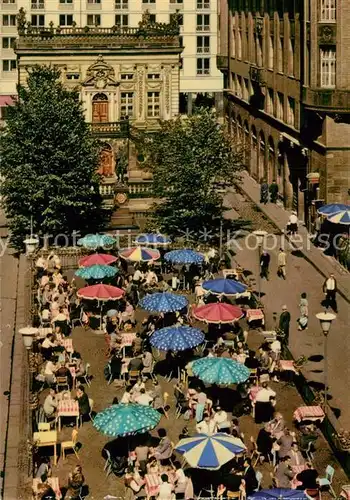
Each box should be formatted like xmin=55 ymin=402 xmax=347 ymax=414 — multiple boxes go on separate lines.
xmin=217 ymin=0 xmax=350 ymax=224
xmin=14 ymin=10 xmax=182 ymax=226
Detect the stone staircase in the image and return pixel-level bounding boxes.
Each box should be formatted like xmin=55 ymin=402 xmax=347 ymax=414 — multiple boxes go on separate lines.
xmin=109 ymin=206 xmax=137 ymax=229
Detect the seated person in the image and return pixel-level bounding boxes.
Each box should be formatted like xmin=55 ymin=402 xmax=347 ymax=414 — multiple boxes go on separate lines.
xmin=43 ymin=388 xmax=58 ymax=418
xmin=132 ymin=333 xmax=143 ymax=355
xmin=75 ymin=385 xmax=90 ymax=419
xmin=130 ymin=377 xmax=145 ymax=399
xmin=44 ymin=357 xmax=58 ymax=386
xmin=245 ymin=350 xmax=260 ymax=369
xmin=41 ymin=334 xmax=56 ymax=360
xmin=289 ymin=442 xmax=305 ymax=467
xmin=108 ymin=351 xmax=123 ymax=381
xmin=174 ymin=382 xmax=189 ymax=412
xmin=146 ymin=457 xmax=159 ymax=474
xmin=128 ymin=354 xmax=143 ymax=372
xmin=110 ymin=330 xmax=123 ymax=351
xmin=120 ymin=386 xmax=132 ymax=404
xmin=296 ymin=462 xmax=318 ymax=490
xmin=134 ymin=388 xmax=153 ymax=406
xmin=35 ymin=457 xmax=51 ymax=479
xmin=141 ymin=350 xmax=153 ymax=375
xmin=158 ymin=474 xmax=174 ymax=500
xmin=40 ymin=308 xmax=51 ymax=325
xmin=55 ymin=362 xmax=73 ymax=389
xmin=66 ymin=465 xmax=85 ymax=500
xmin=152 ymin=428 xmax=173 ymax=461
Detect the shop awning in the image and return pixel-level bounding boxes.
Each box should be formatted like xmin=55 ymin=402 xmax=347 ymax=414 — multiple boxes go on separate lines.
xmin=0 ymin=95 xmax=15 ymax=107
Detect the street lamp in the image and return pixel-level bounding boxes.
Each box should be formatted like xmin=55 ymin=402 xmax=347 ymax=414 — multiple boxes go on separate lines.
xmin=315 ymin=312 xmax=336 ymax=414
xmin=20 ymin=327 xmax=38 ymax=350
xmin=253 ymin=230 xmax=268 ymax=299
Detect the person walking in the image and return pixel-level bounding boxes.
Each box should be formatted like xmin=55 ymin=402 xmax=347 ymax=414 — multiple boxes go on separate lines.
xmin=288 ymin=211 xmax=298 ymax=235
xmin=277 ymin=248 xmax=287 ymax=279
xmin=323 ymin=273 xmax=338 ymax=313
xmin=279 ymin=305 xmax=291 ymax=345
xmin=297 ymin=292 xmax=309 ymax=331
xmin=260 ymin=179 xmax=269 ymax=204
xmin=260 ymin=251 xmax=271 ymax=280
xmin=269 ymin=179 xmax=279 ymax=203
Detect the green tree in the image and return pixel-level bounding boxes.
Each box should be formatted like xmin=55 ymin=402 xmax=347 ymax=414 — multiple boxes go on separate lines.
xmin=140 ymin=108 xmax=244 ymax=241
xmin=0 ymin=65 xmax=105 ymax=250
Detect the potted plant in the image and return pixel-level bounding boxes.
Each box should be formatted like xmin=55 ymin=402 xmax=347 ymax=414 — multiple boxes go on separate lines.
xmin=335 ymin=429 xmax=350 ymax=452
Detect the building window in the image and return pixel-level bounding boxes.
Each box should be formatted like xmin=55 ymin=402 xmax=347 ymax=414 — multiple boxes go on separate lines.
xmin=31 ymin=0 xmax=45 ymax=8
xmin=120 ymin=73 xmax=133 ymax=80
xmin=147 ymin=91 xmax=160 ymax=117
xmin=2 ymin=0 xmax=16 ymax=3
xmin=236 ymin=75 xmax=243 ymax=98
xmin=170 ymin=0 xmax=183 ymax=3
xmin=266 ymin=88 xmax=274 ymax=114
xmin=197 ymin=35 xmax=210 ymax=53
xmin=276 ymin=92 xmax=284 ymax=120
xmin=243 ymin=78 xmax=249 ymax=101
xmin=196 ymin=57 xmax=210 ymax=75
xmin=320 ymin=48 xmax=336 ymax=87
xmin=197 ymin=0 xmax=210 ymax=8
xmin=287 ymin=97 xmax=295 ymax=127
xmin=92 ymin=93 xmax=109 ymax=123
xmin=320 ymin=0 xmax=336 ymax=21
xmin=2 ymin=59 xmax=17 ymax=71
xmin=31 ymin=14 xmax=45 ymax=26
xmin=87 ymin=0 xmax=100 ymax=3
xmin=142 ymin=0 xmax=155 ymax=3
xmin=115 ymin=0 xmax=128 ymax=8
xmin=59 ymin=0 xmax=73 ymax=3
xmin=115 ymin=14 xmax=128 ymax=26
xmin=268 ymin=35 xmax=274 ymax=69
xmin=196 ymin=14 xmax=210 ymax=31
xmin=148 ymin=73 xmax=160 ymax=79
xmin=288 ymin=38 xmax=294 ymax=75
xmin=59 ymin=14 xmax=74 ymax=25
xmin=256 ymin=35 xmax=263 ymax=67
xmin=277 ymin=36 xmax=284 ymax=73
xmin=2 ymin=15 xmax=17 ymax=26
xmin=120 ymin=92 xmax=134 ymax=118
xmin=237 ymin=29 xmax=242 ymax=59
xmin=149 ymin=14 xmax=156 ymax=23
xmin=2 ymin=37 xmax=16 ymax=49
xmin=66 ymin=73 xmax=80 ymax=80
xmin=87 ymin=14 xmax=101 ymax=25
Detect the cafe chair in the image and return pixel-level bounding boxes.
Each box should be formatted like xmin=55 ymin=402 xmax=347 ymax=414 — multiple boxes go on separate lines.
xmin=88 ymin=398 xmax=94 ymax=422
xmin=255 ymin=471 xmax=263 ymax=491
xmin=38 ymin=422 xmax=51 ymax=432
xmin=128 ymin=370 xmax=140 ymax=384
xmin=82 ymin=363 xmax=91 ymax=387
xmin=61 ymin=428 xmax=79 ymax=460
xmin=56 ymin=376 xmax=69 ymax=393
xmin=318 ymin=465 xmax=336 ymax=497
xmin=104 ymin=449 xmax=113 ymax=477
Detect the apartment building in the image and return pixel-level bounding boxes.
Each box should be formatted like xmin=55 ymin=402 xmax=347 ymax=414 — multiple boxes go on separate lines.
xmin=0 ymin=0 xmax=223 ymax=116
xmin=217 ymin=0 xmax=350 ymax=222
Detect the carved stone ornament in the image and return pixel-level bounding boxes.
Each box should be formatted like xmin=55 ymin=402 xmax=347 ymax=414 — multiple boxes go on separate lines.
xmin=320 ymin=25 xmax=334 ymax=43
xmin=82 ymin=55 xmax=119 ymax=89
xmin=115 ymin=192 xmax=127 ymax=205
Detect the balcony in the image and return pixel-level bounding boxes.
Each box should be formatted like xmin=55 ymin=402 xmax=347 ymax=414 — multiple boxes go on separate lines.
xmin=90 ymin=122 xmax=128 ymax=137
xmin=302 ymin=88 xmax=350 ymax=112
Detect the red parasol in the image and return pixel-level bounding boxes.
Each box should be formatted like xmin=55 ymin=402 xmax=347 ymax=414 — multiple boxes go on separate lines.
xmin=78 ymin=253 xmax=118 ymax=267
xmin=77 ymin=284 xmax=124 ymax=301
xmin=193 ymin=303 xmax=244 ymax=324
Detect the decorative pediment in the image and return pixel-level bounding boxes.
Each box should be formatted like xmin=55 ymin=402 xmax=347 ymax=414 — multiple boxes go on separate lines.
xmin=82 ymin=55 xmax=119 ymax=89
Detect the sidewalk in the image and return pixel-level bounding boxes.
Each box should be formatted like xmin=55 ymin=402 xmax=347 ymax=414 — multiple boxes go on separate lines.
xmin=235 ymin=171 xmax=350 ymax=304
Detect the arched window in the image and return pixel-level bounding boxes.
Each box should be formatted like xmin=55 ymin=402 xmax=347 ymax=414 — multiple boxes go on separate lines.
xmin=98 ymin=143 xmax=114 ymax=177
xmin=268 ymin=136 xmax=276 ymax=183
xmin=237 ymin=115 xmax=243 ymax=142
xmin=92 ymin=93 xmax=109 ymax=123
xmin=258 ymin=131 xmax=266 ymax=181
xmin=251 ymin=125 xmax=258 ymax=176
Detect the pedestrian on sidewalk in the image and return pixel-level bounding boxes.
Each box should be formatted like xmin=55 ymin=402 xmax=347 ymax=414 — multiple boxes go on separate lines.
xmin=260 ymin=251 xmax=271 ymax=280
xmin=287 ymin=211 xmax=298 ymax=235
xmin=279 ymin=305 xmax=291 ymax=345
xmin=260 ymin=179 xmax=269 ymax=204
xmin=297 ymin=292 xmax=309 ymax=331
xmin=269 ymin=179 xmax=279 ymax=203
xmin=322 ymin=273 xmax=338 ymax=313
xmin=277 ymin=248 xmax=287 ymax=279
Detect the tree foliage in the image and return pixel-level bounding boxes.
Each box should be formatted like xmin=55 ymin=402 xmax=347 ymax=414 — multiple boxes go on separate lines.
xmin=139 ymin=109 xmax=244 ymax=241
xmin=0 ymin=65 xmax=105 ymax=249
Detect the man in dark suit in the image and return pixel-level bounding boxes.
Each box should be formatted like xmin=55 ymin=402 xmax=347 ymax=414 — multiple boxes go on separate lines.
xmin=279 ymin=305 xmax=291 ymax=345
xmin=242 ymin=458 xmax=258 ymax=494
xmin=296 ymin=462 xmax=319 ymax=490
xmin=323 ymin=274 xmax=338 ymax=313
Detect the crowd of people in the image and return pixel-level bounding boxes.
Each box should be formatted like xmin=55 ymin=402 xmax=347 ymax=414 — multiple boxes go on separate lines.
xmin=29 ymin=248 xmax=335 ymax=500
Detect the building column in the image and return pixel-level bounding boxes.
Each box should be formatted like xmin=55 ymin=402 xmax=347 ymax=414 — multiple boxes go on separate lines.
xmin=283 ymin=153 xmax=293 ymax=209
xmin=187 ymin=93 xmax=193 ymax=115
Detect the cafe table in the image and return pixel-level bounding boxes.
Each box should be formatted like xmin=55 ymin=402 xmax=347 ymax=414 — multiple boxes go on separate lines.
xmin=120 ymin=332 xmax=136 ymax=357
xmin=57 ymin=400 xmax=79 ymax=431
xmin=246 ymin=308 xmax=265 ymax=326
xmin=291 ymin=464 xmax=306 ymax=489
xmin=32 ymin=430 xmax=58 ymax=465
xmin=293 ymin=406 xmax=325 ymax=423
xmin=145 ymin=473 xmax=162 ymax=498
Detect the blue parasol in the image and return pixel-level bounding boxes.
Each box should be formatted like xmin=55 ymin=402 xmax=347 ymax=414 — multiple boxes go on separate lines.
xmin=75 ymin=264 xmax=117 ymax=280
xmin=248 ymin=489 xmax=308 ymax=499
xmin=318 ymin=203 xmax=349 ymax=216
xmin=175 ymin=433 xmax=246 ymax=469
xmin=150 ymin=325 xmax=204 ymax=351
xmin=192 ymin=357 xmax=250 ymax=385
xmin=135 ymin=233 xmax=171 ymax=246
xmin=327 ymin=209 xmax=350 ymax=225
xmin=93 ymin=403 xmax=161 ymax=437
xmin=164 ymin=249 xmax=204 ymax=265
xmin=202 ymin=278 xmax=247 ymax=296
xmin=77 ymin=234 xmax=116 ymax=249
xmin=140 ymin=292 xmax=188 ymax=313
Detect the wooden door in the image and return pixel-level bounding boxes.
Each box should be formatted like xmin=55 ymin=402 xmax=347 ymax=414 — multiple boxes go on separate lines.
xmin=92 ymin=100 xmax=109 ymax=123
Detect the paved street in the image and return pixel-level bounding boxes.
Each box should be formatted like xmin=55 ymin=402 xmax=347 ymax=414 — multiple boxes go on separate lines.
xmin=0 ymin=216 xmax=20 ymax=497
xmin=225 ymin=189 xmax=350 ymax=426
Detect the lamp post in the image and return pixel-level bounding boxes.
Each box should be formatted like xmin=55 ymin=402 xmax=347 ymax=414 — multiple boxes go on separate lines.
xmin=253 ymin=230 xmax=268 ymax=300
xmin=315 ymin=312 xmax=336 ymax=414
